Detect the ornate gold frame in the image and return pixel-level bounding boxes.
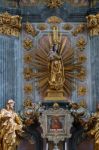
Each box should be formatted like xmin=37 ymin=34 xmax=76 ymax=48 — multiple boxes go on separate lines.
xmin=39 ymin=106 xmax=74 ymax=144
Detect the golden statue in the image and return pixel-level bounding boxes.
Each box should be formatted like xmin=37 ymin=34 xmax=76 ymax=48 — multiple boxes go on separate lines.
xmin=48 ymin=43 xmax=65 ymax=90
xmin=89 ymin=104 xmax=99 ymax=150
xmin=0 ymin=99 xmax=23 ymax=150
xmin=86 ymin=104 xmax=99 ymax=150
xmin=45 ymin=27 xmax=65 ymax=100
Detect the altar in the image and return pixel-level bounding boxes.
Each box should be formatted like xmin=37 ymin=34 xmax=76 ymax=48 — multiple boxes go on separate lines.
xmin=0 ymin=1 xmax=99 ymax=150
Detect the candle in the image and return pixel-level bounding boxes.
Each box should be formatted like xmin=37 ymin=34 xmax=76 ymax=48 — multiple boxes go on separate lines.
xmin=46 ymin=143 xmax=48 ymax=150
xmin=65 ymin=142 xmax=67 ymax=150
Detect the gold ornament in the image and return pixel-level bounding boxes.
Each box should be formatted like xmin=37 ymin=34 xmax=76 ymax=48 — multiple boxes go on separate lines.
xmin=76 ymin=37 xmax=86 ymax=50
xmin=78 ymin=54 xmax=87 ymax=63
xmin=23 ymin=68 xmax=33 ymax=80
xmin=47 ymin=16 xmax=63 ymax=24
xmin=24 ymin=84 xmax=33 ymax=94
xmin=72 ymin=24 xmax=85 ymax=36
xmin=25 ymin=22 xmax=38 ymax=37
xmin=24 ymin=53 xmax=33 ymax=64
xmin=23 ymin=38 xmax=33 ymax=50
xmin=63 ymin=23 xmax=73 ymax=30
xmin=76 ymin=68 xmax=87 ymax=81
xmin=24 ymin=98 xmax=33 ymax=108
xmin=47 ymin=0 xmax=63 ymax=8
xmin=86 ymin=13 xmax=99 ymax=36
xmin=0 ymin=12 xmax=22 ymax=37
xmin=53 ymin=103 xmax=60 ymax=109
xmin=79 ymin=100 xmax=87 ymax=108
xmin=37 ymin=23 xmax=47 ymax=30
xmin=78 ymin=86 xmax=87 ymax=96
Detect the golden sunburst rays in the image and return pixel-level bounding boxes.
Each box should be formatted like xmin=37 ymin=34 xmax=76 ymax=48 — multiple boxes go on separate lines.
xmin=59 ymin=37 xmax=67 ymax=55
xmin=32 ymin=27 xmax=83 ymax=98
xmin=32 ymin=41 xmax=50 ymax=94
xmin=64 ymin=59 xmax=83 ymax=93
xmin=38 ymin=35 xmax=50 ymax=53
xmin=59 ymin=39 xmax=82 ymax=97
xmin=64 ymin=80 xmax=74 ymax=96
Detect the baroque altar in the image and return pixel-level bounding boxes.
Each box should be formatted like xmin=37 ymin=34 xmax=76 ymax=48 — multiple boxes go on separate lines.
xmin=0 ymin=7 xmax=99 ymax=150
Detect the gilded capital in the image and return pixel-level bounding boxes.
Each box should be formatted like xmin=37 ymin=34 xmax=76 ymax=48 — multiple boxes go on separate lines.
xmin=0 ymin=12 xmax=22 ymax=37
xmin=86 ymin=13 xmax=99 ymax=36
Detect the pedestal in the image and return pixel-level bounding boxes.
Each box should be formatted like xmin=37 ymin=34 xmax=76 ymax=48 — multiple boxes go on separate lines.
xmin=44 ymin=89 xmax=66 ymax=101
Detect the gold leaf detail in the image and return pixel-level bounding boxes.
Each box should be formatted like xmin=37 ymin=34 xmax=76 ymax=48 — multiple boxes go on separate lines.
xmin=24 ymin=84 xmax=33 ymax=94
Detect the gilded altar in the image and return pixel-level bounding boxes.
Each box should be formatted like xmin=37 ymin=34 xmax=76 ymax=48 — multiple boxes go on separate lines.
xmin=0 ymin=5 xmax=99 ymax=149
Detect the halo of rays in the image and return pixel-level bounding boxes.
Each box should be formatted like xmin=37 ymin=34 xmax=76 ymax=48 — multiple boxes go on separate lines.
xmin=32 ymin=33 xmax=83 ymax=97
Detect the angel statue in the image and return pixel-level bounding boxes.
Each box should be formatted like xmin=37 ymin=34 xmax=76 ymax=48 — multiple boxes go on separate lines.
xmin=0 ymin=99 xmax=23 ymax=150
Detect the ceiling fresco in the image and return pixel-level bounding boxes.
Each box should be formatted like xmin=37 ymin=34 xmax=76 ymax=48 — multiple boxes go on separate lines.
xmin=1 ymin=0 xmax=99 ymax=7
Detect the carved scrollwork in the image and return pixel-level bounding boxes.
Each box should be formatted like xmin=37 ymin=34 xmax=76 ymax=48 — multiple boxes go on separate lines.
xmin=0 ymin=12 xmax=22 ymax=37
xmin=86 ymin=13 xmax=99 ymax=36
xmin=25 ymin=22 xmax=38 ymax=37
